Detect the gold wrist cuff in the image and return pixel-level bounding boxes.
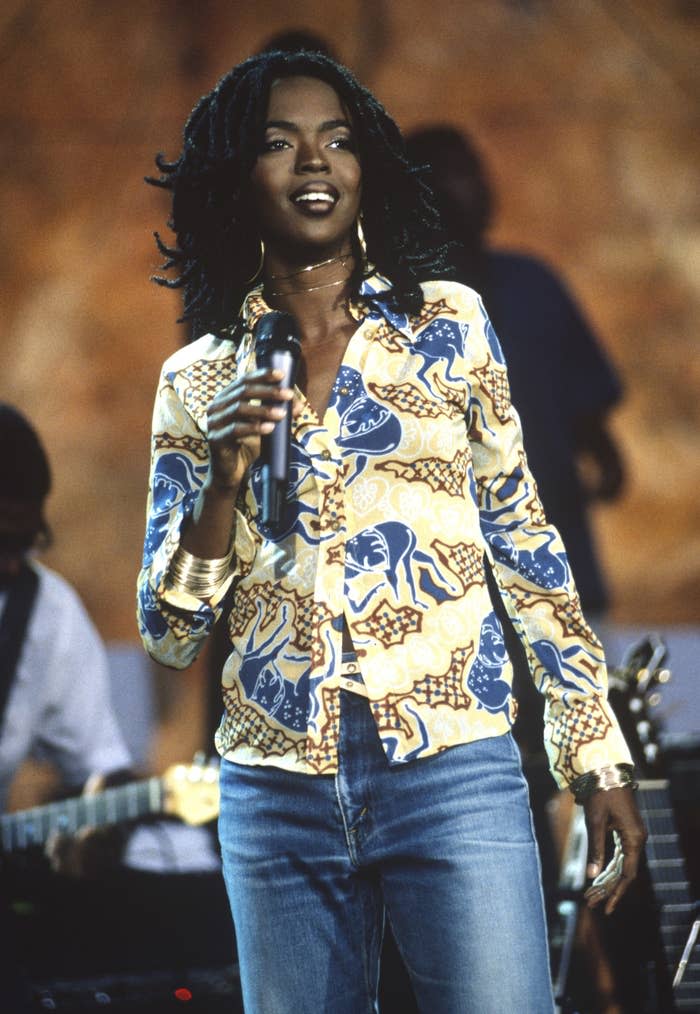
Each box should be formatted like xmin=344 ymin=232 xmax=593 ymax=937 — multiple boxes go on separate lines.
xmin=166 ymin=543 xmax=234 ymax=598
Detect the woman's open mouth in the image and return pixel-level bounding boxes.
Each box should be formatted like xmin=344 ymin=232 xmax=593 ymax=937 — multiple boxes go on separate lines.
xmin=290 ymin=183 xmax=339 ymax=214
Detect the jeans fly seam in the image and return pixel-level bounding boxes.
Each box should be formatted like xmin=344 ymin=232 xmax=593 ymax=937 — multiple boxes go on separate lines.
xmin=334 ymin=771 xmax=360 ymax=868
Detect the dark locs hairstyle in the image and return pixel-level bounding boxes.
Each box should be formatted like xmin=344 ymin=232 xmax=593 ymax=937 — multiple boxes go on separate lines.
xmin=405 ymin=125 xmax=494 ymax=246
xmin=147 ymin=49 xmax=453 ymax=341
xmin=405 ymin=125 xmax=495 ymax=293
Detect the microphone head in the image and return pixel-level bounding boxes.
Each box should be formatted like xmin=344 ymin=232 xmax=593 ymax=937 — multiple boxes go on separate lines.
xmin=254 ymin=311 xmax=301 ymax=367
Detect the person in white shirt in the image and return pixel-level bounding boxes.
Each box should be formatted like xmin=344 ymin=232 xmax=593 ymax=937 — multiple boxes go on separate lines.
xmin=0 ymin=404 xmax=221 ymax=881
xmin=0 ymin=403 xmax=133 ymax=814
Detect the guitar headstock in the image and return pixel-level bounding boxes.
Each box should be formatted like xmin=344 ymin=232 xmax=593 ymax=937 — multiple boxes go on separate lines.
xmin=608 ymin=633 xmax=671 ymax=778
xmin=161 ymin=755 xmax=220 ymax=825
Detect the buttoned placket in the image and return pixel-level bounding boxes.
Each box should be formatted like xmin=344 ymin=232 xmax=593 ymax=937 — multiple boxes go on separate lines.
xmin=241 ymin=285 xmax=409 ymax=770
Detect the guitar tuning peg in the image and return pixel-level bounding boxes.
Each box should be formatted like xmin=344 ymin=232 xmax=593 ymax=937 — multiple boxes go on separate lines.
xmin=636 ymin=666 xmax=652 ymax=694
xmin=629 ymin=698 xmax=643 ymax=714
xmin=637 ymin=720 xmax=652 ymax=743
xmin=657 ymin=669 xmax=671 ymax=684
xmin=644 ymin=743 xmax=659 ymax=765
xmin=647 ymin=692 xmax=662 ymax=709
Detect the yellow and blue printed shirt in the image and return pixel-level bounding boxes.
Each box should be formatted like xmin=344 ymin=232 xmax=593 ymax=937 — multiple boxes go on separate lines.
xmin=137 ymin=276 xmax=632 ymax=787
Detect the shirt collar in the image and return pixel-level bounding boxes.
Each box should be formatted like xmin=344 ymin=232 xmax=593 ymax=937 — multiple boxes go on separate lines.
xmin=359 ymin=275 xmax=415 ymax=340
xmin=238 ymin=273 xmax=416 ymax=345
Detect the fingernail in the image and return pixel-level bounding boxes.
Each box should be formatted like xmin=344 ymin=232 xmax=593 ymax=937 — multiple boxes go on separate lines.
xmin=587 ymin=863 xmax=600 ymax=878
xmin=260 ymin=422 xmax=274 ymax=433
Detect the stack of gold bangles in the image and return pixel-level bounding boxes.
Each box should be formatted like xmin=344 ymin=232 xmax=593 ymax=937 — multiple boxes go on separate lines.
xmin=166 ymin=543 xmax=235 ymax=598
xmin=569 ymin=763 xmax=638 ymax=805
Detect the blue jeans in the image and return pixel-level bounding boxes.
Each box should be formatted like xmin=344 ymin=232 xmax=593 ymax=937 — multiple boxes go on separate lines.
xmin=218 ymin=690 xmax=554 ymax=1013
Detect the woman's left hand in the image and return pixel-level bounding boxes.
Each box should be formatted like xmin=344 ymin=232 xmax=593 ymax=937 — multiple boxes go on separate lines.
xmin=582 ymin=786 xmax=647 ymax=914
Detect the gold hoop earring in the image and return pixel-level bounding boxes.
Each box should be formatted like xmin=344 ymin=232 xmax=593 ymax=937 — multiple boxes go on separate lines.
xmin=246 ymin=239 xmax=265 ymax=284
xmin=356 ymin=218 xmax=368 ymax=265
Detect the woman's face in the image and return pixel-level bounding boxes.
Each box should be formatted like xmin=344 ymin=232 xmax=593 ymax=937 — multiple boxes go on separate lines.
xmin=249 ymin=75 xmax=362 ymax=259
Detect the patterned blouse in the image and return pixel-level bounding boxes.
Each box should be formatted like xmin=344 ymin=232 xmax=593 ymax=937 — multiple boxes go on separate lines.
xmin=137 ymin=275 xmax=632 ymax=787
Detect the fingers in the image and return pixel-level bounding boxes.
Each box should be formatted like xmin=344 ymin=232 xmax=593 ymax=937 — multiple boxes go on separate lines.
xmin=206 ymin=369 xmax=294 ymax=486
xmin=46 ymin=827 xmax=92 ymax=877
xmin=584 ymin=830 xmax=623 ymax=912
xmin=582 ymin=787 xmax=647 ymax=915
xmin=584 ymin=794 xmax=607 ymax=880
xmin=603 ymin=810 xmax=646 ymax=915
xmin=209 ymin=368 xmax=294 ymax=439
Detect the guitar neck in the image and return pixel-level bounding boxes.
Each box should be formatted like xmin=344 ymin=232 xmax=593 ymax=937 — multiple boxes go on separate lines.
xmin=0 ymin=777 xmax=164 ymax=853
xmin=637 ymin=779 xmax=700 ymax=1010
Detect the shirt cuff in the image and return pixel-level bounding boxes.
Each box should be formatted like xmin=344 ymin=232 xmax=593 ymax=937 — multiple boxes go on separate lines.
xmin=544 ymin=694 xmax=634 ymax=789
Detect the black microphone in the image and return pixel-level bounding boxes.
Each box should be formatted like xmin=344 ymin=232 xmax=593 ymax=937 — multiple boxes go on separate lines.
xmin=254 ymin=311 xmax=301 ymax=531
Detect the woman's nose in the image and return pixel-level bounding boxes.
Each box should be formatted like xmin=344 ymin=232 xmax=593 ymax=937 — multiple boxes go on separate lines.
xmin=295 ymin=138 xmax=329 ymax=173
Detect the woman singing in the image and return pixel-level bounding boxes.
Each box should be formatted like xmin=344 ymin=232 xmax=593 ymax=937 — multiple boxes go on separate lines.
xmin=138 ymin=48 xmax=645 ymax=1013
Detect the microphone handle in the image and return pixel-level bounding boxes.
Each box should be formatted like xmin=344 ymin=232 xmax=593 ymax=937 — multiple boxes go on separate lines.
xmin=260 ymin=348 xmax=296 ymax=528
xmin=261 ymin=472 xmax=285 ymax=530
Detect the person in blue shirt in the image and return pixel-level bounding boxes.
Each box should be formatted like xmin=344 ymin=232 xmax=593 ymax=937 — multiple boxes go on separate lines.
xmin=405 ymin=125 xmax=626 ymax=619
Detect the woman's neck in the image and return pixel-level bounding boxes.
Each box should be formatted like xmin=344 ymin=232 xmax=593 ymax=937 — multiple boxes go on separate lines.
xmin=266 ymin=250 xmax=353 ymax=287
xmin=261 ymin=246 xmax=358 ymax=342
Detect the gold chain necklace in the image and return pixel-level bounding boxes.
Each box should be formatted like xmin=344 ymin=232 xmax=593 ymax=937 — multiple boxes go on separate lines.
xmin=268 ymin=250 xmax=352 ymax=282
xmin=267 ymin=277 xmax=349 ymax=298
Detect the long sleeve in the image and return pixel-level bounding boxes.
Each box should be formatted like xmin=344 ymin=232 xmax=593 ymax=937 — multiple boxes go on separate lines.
xmin=467 ymin=300 xmax=632 ymax=787
xmin=136 ymin=347 xmax=257 ymax=670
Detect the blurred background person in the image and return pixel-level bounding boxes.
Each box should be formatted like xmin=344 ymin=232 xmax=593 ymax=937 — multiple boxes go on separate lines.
xmin=405 ymin=126 xmax=626 ymax=625
xmin=0 ymin=402 xmax=133 ymax=816
xmin=0 ymin=402 xmax=233 ymax=1011
xmin=260 ymin=27 xmax=335 ymax=56
xmin=0 ymin=402 xmax=135 ymax=1006
xmin=405 ymin=126 xmax=629 ymax=910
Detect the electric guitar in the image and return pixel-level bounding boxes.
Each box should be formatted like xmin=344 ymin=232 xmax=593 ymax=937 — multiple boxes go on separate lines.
xmin=0 ymin=756 xmax=220 ymax=853
xmin=607 ymin=635 xmax=699 ymax=1012
xmin=551 ymin=635 xmax=699 ymax=1012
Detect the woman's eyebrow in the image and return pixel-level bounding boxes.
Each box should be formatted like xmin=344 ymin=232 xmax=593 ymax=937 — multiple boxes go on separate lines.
xmin=320 ymin=118 xmax=352 ymax=132
xmin=264 ymin=118 xmax=352 ymax=132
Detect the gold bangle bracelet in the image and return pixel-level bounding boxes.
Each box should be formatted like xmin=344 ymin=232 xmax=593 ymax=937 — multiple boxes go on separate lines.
xmin=166 ymin=543 xmax=234 ymax=598
xmin=569 ymin=763 xmax=638 ymax=805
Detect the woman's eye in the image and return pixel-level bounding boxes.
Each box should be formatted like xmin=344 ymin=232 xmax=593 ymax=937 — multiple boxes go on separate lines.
xmin=262 ymin=137 xmax=290 ymax=152
xmin=328 ymin=135 xmax=355 ymax=151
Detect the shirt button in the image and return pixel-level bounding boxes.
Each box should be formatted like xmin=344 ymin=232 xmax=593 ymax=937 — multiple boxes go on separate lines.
xmin=339 ymin=386 xmax=349 ymax=395
xmin=344 ymin=680 xmax=356 ymax=690
xmin=330 ymin=520 xmax=342 ymax=531
xmin=345 ymin=663 xmax=357 ymax=674
xmin=321 ymin=450 xmax=332 ymax=460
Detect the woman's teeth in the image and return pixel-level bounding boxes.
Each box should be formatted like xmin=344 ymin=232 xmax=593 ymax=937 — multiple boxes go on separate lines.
xmin=295 ymin=192 xmax=336 ymax=204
